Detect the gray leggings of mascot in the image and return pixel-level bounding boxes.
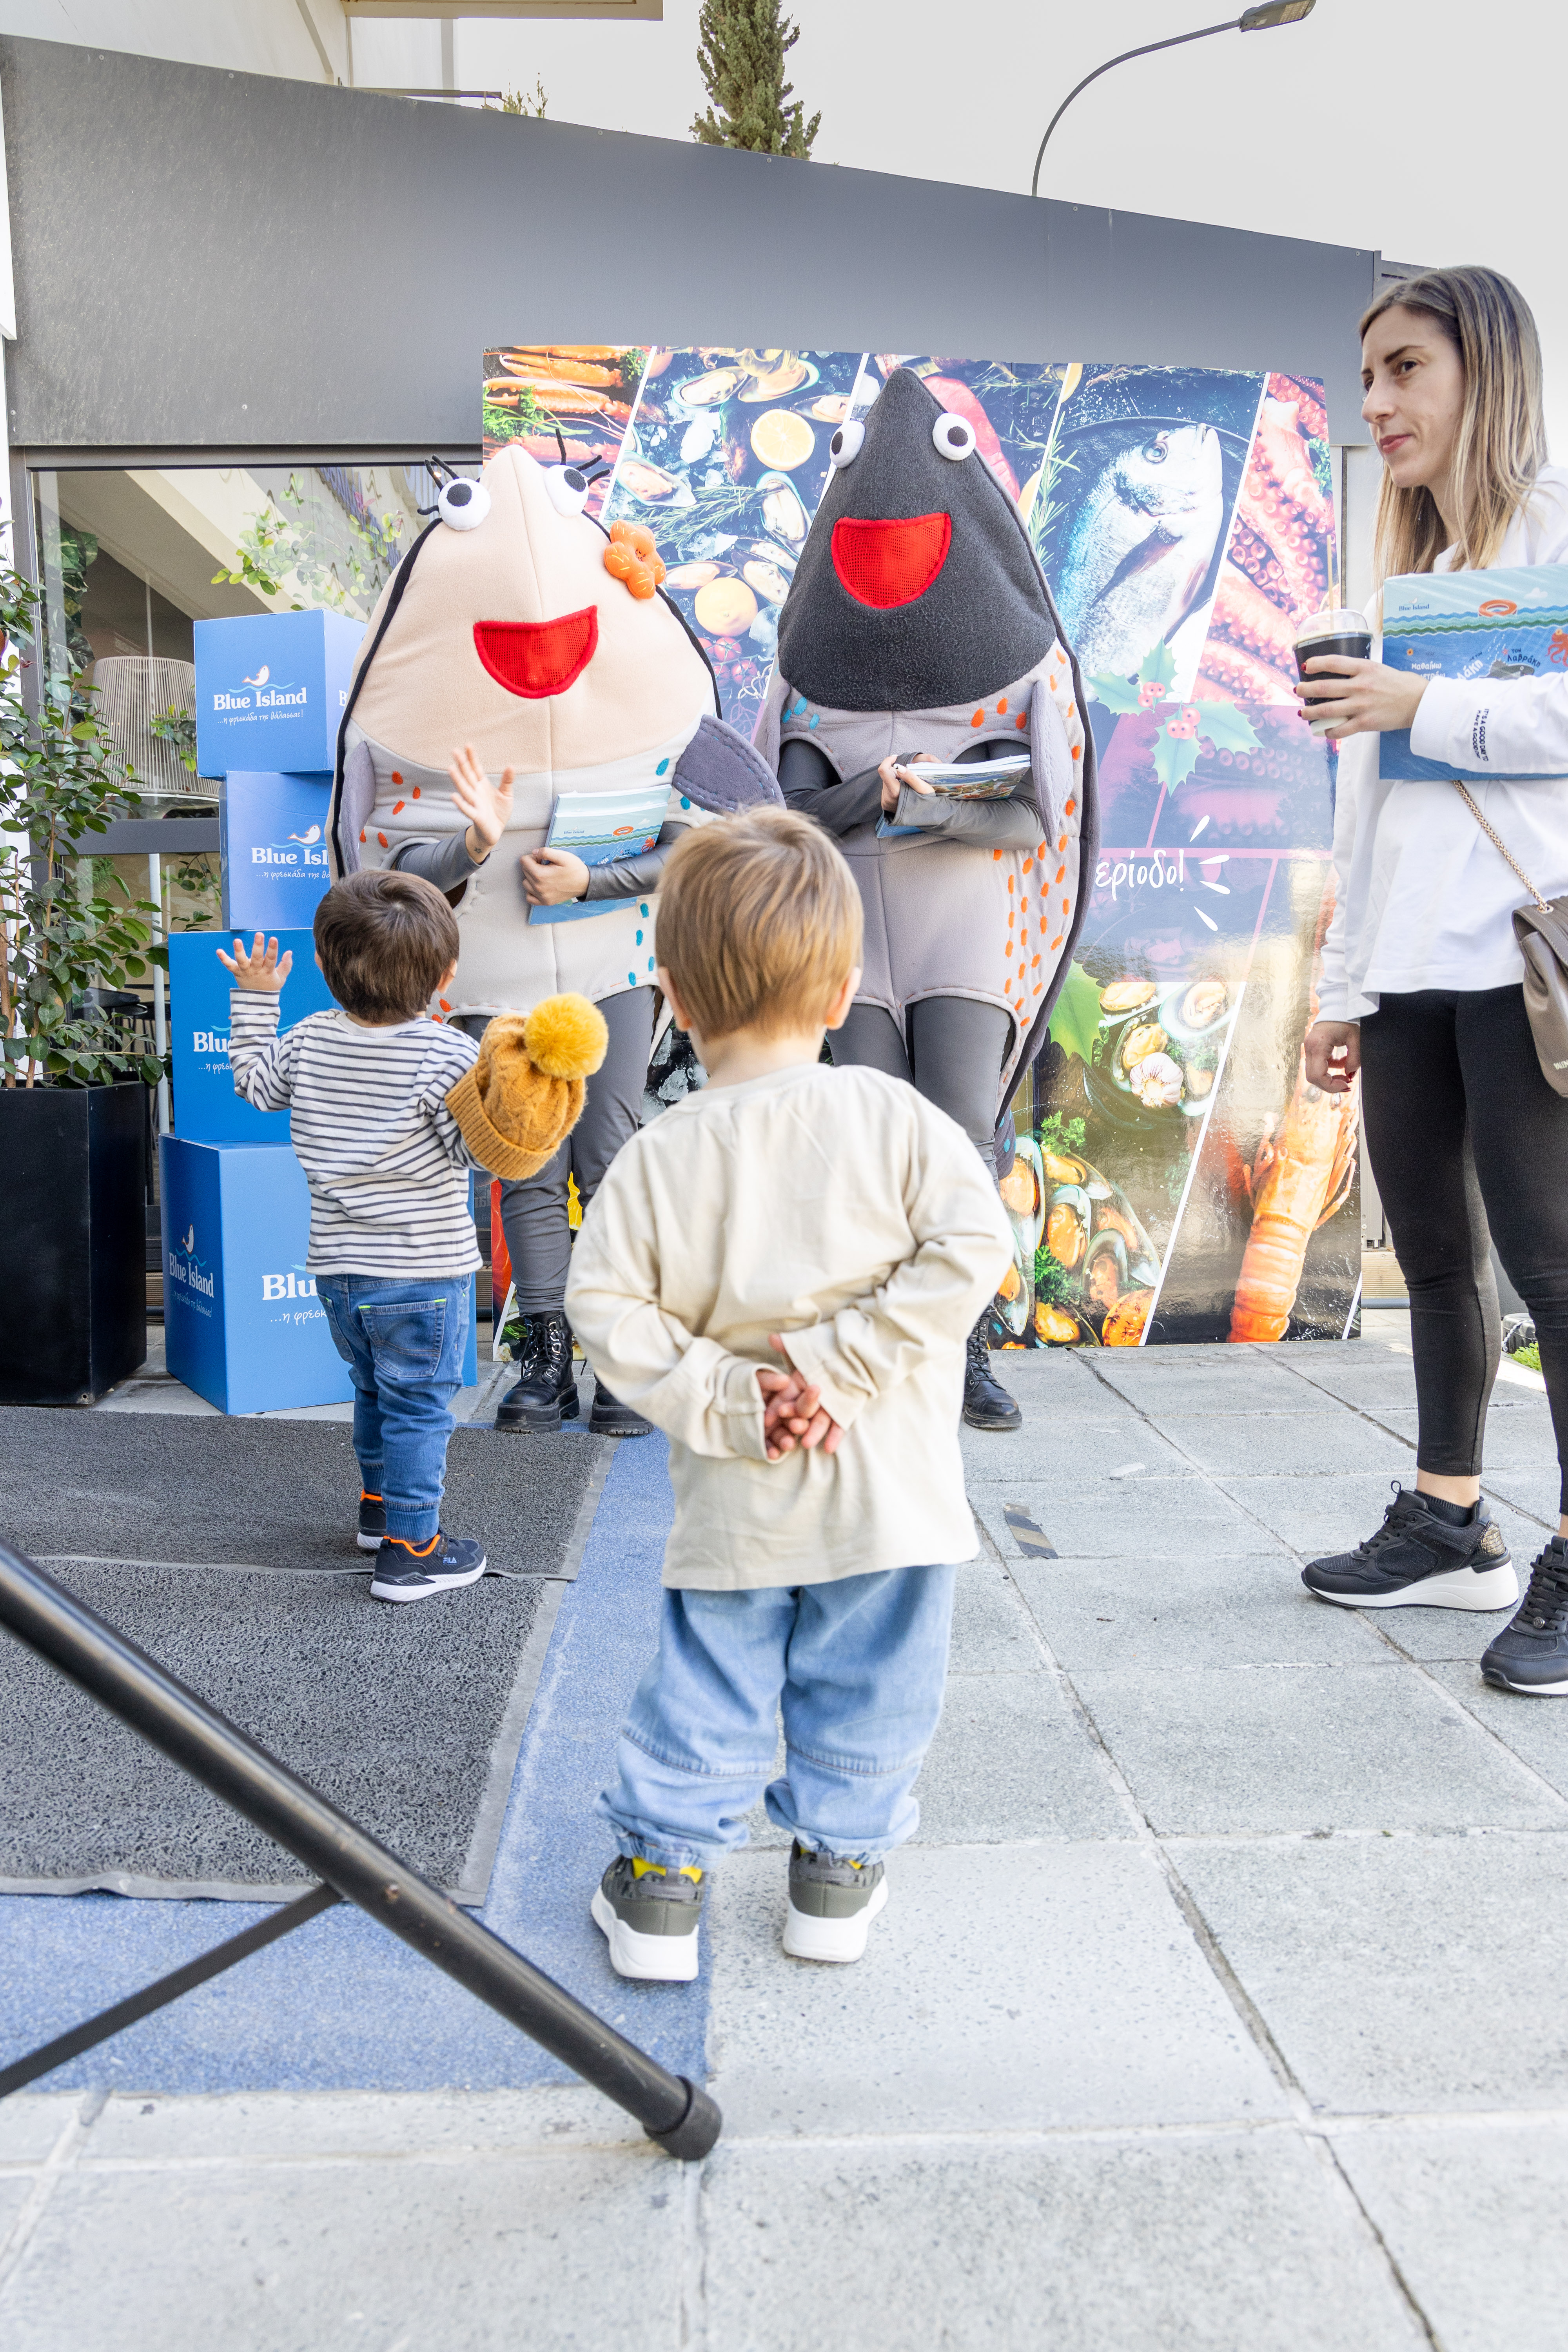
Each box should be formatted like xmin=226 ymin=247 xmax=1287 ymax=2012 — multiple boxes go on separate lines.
xmin=452 ymin=987 xmax=654 ymax=1436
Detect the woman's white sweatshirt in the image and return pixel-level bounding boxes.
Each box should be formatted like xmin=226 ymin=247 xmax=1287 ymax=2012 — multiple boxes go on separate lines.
xmin=1319 ymin=465 xmax=1568 ymax=1021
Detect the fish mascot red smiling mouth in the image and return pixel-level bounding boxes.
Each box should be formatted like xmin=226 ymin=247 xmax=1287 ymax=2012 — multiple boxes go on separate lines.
xmin=830 ymin=512 xmax=954 ymax=610
xmin=472 ymin=610 xmax=600 ymax=698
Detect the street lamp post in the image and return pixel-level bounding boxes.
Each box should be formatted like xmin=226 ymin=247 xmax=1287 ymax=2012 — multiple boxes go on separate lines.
xmin=1030 ymin=2 xmax=1316 ymax=199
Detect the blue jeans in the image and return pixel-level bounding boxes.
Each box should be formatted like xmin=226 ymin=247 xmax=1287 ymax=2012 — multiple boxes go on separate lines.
xmin=317 ymin=1274 xmax=472 ymax=1544
xmin=598 ymin=1563 xmax=957 ymax=1871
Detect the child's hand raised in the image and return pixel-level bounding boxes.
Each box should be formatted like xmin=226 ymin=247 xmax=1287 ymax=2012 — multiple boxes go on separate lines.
xmin=448 ymin=742 xmax=514 ymax=861
xmin=216 ymin=933 xmax=293 ymax=993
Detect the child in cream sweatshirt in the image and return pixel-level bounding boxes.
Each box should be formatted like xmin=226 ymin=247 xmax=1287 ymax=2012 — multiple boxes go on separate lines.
xmin=566 ymin=808 xmax=1011 ymax=1978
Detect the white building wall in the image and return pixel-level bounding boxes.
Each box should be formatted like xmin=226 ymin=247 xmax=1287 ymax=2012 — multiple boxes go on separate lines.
xmin=0 ymin=3 xmax=455 ymax=89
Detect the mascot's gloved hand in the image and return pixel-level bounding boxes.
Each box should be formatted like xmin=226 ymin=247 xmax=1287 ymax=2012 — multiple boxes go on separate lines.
xmin=445 ymin=993 xmax=609 ymax=1179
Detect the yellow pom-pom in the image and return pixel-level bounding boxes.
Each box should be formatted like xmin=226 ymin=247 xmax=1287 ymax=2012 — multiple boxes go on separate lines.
xmin=523 ymin=993 xmax=608 ymax=1080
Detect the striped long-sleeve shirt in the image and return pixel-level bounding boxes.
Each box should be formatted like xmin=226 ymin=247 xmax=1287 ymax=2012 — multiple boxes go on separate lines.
xmin=228 ymin=991 xmax=483 ymax=1276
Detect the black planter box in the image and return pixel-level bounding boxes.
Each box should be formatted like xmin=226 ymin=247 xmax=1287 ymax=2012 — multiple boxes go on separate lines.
xmin=0 ymin=1081 xmax=147 ymax=1405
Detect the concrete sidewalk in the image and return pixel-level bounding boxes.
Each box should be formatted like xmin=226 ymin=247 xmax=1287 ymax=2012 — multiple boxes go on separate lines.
xmin=2 ymin=1332 xmax=1566 ymax=2349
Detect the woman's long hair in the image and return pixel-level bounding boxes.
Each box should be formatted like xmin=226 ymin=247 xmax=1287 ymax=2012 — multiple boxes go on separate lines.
xmin=1360 ymin=266 xmax=1548 ymax=581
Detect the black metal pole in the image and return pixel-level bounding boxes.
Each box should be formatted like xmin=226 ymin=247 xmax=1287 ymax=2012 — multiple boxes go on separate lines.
xmin=0 ymin=1543 xmax=720 ymax=2160
xmin=1029 ymin=21 xmax=1239 ymax=199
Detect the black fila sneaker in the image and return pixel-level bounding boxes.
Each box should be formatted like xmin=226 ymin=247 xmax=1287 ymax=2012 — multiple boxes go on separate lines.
xmin=369 ymin=1531 xmax=485 ymax=1603
xmin=1302 ymin=1484 xmax=1516 ymax=1612
xmin=356 ymin=1491 xmax=387 ymax=1553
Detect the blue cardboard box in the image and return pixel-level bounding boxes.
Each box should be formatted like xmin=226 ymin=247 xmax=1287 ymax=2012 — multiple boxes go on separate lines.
xmin=160 ymin=1138 xmax=356 ymax=1414
xmin=194 ymin=609 xmax=363 ymax=778
xmin=161 ymin=1138 xmax=478 ymax=1415
xmin=168 ymin=930 xmax=338 ymax=1144
xmin=221 ymin=771 xmax=332 ymax=930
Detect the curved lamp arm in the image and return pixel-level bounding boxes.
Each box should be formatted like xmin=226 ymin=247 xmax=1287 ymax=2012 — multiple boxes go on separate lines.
xmin=1030 ymin=3 xmax=1315 ymax=200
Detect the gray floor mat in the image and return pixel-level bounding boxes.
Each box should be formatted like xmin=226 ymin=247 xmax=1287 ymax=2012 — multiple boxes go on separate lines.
xmin=0 ymin=1408 xmax=611 ymax=1577
xmin=0 ymin=1555 xmax=563 ymax=1900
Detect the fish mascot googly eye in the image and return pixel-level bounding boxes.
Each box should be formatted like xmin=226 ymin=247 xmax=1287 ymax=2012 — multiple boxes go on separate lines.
xmin=327 ymin=443 xmax=781 ymax=1435
xmin=755 ymin=365 xmax=1098 ymax=1435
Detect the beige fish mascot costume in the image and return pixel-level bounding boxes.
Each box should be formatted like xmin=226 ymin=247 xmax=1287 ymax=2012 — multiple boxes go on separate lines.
xmin=328 ymin=444 xmax=782 ymax=1434
xmin=757 ymin=367 xmax=1098 ymax=1434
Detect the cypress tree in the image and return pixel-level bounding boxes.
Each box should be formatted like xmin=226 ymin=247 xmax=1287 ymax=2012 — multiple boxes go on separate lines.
xmin=691 ymin=0 xmax=820 ymax=159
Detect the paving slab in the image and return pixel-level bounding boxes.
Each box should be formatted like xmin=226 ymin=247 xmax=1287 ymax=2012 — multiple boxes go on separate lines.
xmin=960 ymin=1414 xmax=1194 ymax=1492
xmin=0 ymin=2145 xmax=683 ymax=2352
xmin=706 ymin=1842 xmax=1289 ymax=2137
xmin=1013 ymin=1553 xmax=1395 ymax=1670
xmin=976 ymin=1477 xmax=1281 ymax=1564
xmin=947 ymin=1555 xmax=1050 ymax=1672
xmin=1331 ymin=2120 xmax=1568 ymax=2352
xmin=1072 ymin=1661 xmax=1566 ymax=1834
xmin=82 ymin=2085 xmax=645 ymax=2163
xmin=1176 ymin=1835 xmax=1568 ymax=2114
xmin=1084 ymin=1352 xmax=1322 ymax=1416
xmin=1427 ymin=1663 xmax=1568 ymax=1799
xmin=1378 ymin=1402 xmax=1559 ymax=1470
xmin=1279 ymin=1354 xmax=1421 ymax=1414
xmin=0 ymin=2097 xmax=71 ymax=2167
xmin=1214 ymin=1470 xmax=1555 ymax=1563
xmin=1151 ymin=1410 xmax=1411 ymax=1477
xmin=700 ymin=2131 xmax=1428 ymax=2352
xmin=909 ymin=1670 xmax=1129 ymax=1845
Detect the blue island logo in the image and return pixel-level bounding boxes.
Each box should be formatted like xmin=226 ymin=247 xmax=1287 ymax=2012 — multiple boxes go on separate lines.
xmin=167 ymin=1221 xmax=216 ymax=1307
xmin=212 ymin=661 xmax=310 ymax=717
xmin=250 ymin=819 xmax=327 ymax=876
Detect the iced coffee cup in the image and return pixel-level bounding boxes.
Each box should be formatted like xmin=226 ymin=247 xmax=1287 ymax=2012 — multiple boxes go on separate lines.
xmin=1296 ymin=608 xmax=1372 ymax=737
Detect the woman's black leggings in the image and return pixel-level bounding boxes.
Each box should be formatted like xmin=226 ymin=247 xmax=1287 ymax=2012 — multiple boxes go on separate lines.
xmin=829 ymin=998 xmax=1013 ymax=1180
xmin=1359 ymin=985 xmax=1568 ymax=1512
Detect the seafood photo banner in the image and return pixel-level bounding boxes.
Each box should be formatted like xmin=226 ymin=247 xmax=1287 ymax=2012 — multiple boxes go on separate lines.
xmin=483 ymin=347 xmax=1359 ymax=1350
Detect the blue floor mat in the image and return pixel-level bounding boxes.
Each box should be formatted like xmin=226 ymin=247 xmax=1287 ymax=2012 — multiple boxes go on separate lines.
xmin=0 ymin=1438 xmax=709 ymax=2096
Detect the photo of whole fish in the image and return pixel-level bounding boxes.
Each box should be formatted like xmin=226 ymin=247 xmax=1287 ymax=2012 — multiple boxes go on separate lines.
xmin=479 ymin=346 xmax=1354 ymax=1349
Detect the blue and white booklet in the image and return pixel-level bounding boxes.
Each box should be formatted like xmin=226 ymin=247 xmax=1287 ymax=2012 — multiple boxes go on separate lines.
xmin=527 ymin=784 xmax=671 ymax=924
xmin=1381 ymin=562 xmax=1568 ymax=781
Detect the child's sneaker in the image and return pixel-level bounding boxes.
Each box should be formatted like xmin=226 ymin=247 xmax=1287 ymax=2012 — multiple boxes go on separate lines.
xmin=783 ymin=1841 xmax=888 ymax=1964
xmin=369 ymin=1531 xmax=485 ymax=1603
xmin=356 ymin=1491 xmax=387 ymax=1553
xmin=592 ymin=1856 xmax=704 ymax=1982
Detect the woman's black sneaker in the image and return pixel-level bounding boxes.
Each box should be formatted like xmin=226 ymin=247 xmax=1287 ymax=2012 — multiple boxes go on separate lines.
xmin=1480 ymin=1539 xmax=1568 ymax=1694
xmin=369 ymin=1531 xmax=486 ymax=1603
xmin=1302 ymin=1483 xmax=1517 ymax=1611
xmin=356 ymin=1490 xmax=387 ymax=1553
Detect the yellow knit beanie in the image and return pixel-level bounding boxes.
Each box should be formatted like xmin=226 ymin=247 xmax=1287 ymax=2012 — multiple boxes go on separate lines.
xmin=444 ymin=994 xmax=609 ymax=1180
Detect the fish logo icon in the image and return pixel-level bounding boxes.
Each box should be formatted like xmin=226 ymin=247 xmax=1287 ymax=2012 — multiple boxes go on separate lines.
xmin=287 ymin=824 xmax=322 ymax=846
xmin=243 ymin=664 xmax=271 ymax=688
xmin=180 ymin=1224 xmax=194 ymax=1252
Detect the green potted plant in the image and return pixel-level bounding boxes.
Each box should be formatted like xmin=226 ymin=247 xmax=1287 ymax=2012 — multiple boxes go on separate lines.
xmin=0 ymin=563 xmax=164 ymax=1404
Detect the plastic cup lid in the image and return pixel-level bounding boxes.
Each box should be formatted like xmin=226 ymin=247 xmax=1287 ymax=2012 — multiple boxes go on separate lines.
xmin=1296 ymin=608 xmax=1370 ymax=642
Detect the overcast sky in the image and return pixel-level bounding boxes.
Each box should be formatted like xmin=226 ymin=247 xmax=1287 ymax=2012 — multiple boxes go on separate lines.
xmin=425 ymin=0 xmax=1568 ymax=456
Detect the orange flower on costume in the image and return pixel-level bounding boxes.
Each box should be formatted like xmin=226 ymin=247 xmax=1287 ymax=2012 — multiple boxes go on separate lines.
xmin=603 ymin=519 xmax=666 ymax=601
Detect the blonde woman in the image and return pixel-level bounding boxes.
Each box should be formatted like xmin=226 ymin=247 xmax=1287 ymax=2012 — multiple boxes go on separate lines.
xmin=1298 ymin=266 xmax=1568 ymax=1693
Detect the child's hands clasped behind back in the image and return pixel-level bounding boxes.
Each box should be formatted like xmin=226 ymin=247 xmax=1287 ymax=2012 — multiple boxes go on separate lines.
xmin=217 ymin=933 xmax=293 ymax=992
xmin=757 ymin=1336 xmax=844 ymax=1462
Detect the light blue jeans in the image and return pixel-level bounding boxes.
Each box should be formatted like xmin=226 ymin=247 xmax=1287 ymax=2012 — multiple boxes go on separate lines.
xmin=598 ymin=1563 xmax=958 ymax=1870
xmin=317 ymin=1273 xmax=472 ymax=1544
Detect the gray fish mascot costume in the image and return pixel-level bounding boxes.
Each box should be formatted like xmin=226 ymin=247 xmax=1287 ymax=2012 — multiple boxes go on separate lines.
xmin=755 ymin=367 xmax=1098 ymax=1431
xmin=327 ymin=444 xmax=781 ymax=1435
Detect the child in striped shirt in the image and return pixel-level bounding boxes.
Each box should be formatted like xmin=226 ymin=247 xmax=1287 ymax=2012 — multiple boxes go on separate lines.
xmin=222 ymin=870 xmax=490 ymax=1604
